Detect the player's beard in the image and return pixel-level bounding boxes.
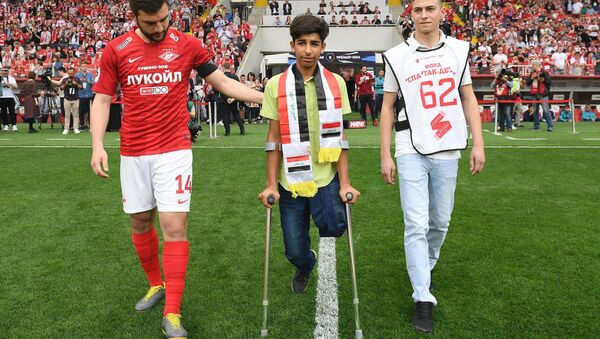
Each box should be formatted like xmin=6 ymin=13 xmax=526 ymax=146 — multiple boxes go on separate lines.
xmin=137 ymin=21 xmax=169 ymax=43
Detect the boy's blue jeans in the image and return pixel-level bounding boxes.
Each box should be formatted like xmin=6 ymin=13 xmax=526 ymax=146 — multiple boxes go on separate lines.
xmin=278 ymin=175 xmax=347 ymax=273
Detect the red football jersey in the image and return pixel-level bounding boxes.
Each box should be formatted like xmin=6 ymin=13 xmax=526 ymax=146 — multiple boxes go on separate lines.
xmin=93 ymin=28 xmax=214 ymax=156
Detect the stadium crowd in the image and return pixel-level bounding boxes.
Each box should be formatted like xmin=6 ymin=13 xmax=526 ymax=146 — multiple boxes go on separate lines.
xmin=0 ymin=0 xmax=250 ymax=78
xmin=432 ymin=0 xmax=599 ymax=75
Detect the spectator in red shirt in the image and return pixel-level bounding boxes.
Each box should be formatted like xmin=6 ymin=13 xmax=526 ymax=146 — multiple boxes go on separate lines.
xmin=355 ymin=66 xmax=377 ymax=125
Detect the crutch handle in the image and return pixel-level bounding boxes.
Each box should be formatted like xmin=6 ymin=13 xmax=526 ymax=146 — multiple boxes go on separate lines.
xmin=345 ymin=192 xmax=353 ymax=202
xmin=267 ymin=194 xmax=275 ymax=205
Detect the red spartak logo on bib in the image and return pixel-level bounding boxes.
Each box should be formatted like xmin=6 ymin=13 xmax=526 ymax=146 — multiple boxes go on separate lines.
xmin=430 ymin=112 xmax=452 ymax=140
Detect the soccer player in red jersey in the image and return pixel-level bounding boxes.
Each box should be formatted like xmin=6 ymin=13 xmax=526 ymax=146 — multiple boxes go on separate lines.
xmin=89 ymin=0 xmax=262 ymax=337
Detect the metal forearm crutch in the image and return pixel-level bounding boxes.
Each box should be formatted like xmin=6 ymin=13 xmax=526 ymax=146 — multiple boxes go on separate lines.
xmin=345 ymin=192 xmax=363 ymax=339
xmin=261 ymin=195 xmax=275 ymax=337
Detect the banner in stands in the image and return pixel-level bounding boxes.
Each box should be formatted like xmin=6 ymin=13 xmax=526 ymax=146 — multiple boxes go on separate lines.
xmin=288 ymin=51 xmax=376 ymax=66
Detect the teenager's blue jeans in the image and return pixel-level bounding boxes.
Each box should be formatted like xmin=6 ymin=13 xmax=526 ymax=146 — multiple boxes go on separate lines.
xmin=278 ymin=175 xmax=347 ymax=273
xmin=397 ymin=154 xmax=458 ymax=305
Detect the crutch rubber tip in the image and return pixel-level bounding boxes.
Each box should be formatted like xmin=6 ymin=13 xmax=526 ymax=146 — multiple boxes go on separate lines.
xmin=261 ymin=329 xmax=268 ymax=337
xmin=355 ymin=329 xmax=364 ymax=339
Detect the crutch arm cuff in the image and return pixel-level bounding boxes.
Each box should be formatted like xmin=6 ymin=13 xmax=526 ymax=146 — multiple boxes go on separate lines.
xmin=264 ymin=142 xmax=281 ymax=152
xmin=341 ymin=140 xmax=350 ymax=150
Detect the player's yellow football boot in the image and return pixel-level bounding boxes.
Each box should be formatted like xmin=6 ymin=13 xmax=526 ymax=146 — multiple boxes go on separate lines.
xmin=162 ymin=313 xmax=188 ymax=339
xmin=135 ymin=284 xmax=165 ymax=312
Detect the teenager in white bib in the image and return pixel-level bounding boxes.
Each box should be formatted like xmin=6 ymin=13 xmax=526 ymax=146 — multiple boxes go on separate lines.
xmin=258 ymin=14 xmax=360 ymax=294
xmin=379 ymin=0 xmax=485 ymax=333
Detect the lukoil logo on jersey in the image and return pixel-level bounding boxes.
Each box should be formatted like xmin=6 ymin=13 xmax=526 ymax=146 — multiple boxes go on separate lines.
xmin=140 ymin=86 xmax=169 ymax=96
xmin=126 ymin=71 xmax=182 ymax=86
xmin=158 ymin=51 xmax=180 ymax=62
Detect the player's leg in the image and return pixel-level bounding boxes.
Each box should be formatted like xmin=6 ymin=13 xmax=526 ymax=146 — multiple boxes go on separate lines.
xmin=130 ymin=209 xmax=166 ymax=311
xmin=153 ymin=150 xmax=192 ymax=338
xmin=121 ymin=154 xmax=164 ymax=311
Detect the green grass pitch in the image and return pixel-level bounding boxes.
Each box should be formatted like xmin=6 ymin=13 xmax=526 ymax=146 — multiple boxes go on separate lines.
xmin=0 ymin=119 xmax=599 ymax=338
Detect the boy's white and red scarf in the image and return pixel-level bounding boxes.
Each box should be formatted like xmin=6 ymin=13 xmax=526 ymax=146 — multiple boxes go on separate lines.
xmin=277 ymin=62 xmax=343 ymax=198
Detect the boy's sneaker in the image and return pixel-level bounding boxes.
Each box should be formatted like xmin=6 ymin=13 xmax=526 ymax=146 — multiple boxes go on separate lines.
xmin=412 ymin=301 xmax=434 ymax=333
xmin=135 ymin=284 xmax=165 ymax=312
xmin=291 ymin=269 xmax=311 ymax=294
xmin=3 ymin=125 xmax=8 ymax=131
xmin=291 ymin=249 xmax=316 ymax=294
xmin=12 ymin=125 xmax=17 ymax=131
xmin=74 ymin=129 xmax=81 ymax=134
xmin=373 ymin=119 xmax=379 ymax=126
xmin=62 ymin=129 xmax=69 ymax=135
xmin=162 ymin=313 xmax=188 ymax=338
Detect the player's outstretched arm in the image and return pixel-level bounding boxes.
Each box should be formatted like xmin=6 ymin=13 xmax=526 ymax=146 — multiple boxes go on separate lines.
xmin=90 ymin=93 xmax=112 ymax=178
xmin=379 ymin=91 xmax=397 ymax=185
xmin=204 ymin=70 xmax=263 ymax=105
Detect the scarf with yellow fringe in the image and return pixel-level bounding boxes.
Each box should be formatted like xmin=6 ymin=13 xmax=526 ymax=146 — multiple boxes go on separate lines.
xmin=277 ymin=62 xmax=343 ymax=198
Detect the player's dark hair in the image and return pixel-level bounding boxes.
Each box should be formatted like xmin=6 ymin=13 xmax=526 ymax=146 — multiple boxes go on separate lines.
xmin=290 ymin=14 xmax=329 ymax=43
xmin=223 ymin=62 xmax=231 ymax=70
xmin=129 ymin=0 xmax=168 ymax=16
xmin=58 ymin=67 xmax=66 ymax=73
xmin=27 ymin=71 xmax=36 ymax=80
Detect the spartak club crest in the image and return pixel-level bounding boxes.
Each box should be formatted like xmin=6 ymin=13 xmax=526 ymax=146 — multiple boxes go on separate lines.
xmin=158 ymin=51 xmax=180 ymax=62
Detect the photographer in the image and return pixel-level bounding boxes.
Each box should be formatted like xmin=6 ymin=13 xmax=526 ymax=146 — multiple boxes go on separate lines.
xmin=39 ymin=67 xmax=61 ymax=129
xmin=0 ymin=67 xmax=19 ymax=131
xmin=49 ymin=67 xmax=69 ymax=123
xmin=526 ymin=62 xmax=553 ymax=131
xmin=60 ymin=67 xmax=82 ymax=134
xmin=491 ymin=68 xmax=514 ymax=132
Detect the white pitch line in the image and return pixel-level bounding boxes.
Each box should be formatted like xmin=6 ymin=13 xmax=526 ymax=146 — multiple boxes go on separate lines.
xmin=314 ymin=237 xmax=339 ymax=339
xmin=583 ymin=138 xmax=600 ymax=141
xmin=505 ymin=137 xmax=547 ymax=141
xmin=485 ymin=145 xmax=600 ymax=149
xmin=46 ymin=138 xmax=81 ymax=141
xmin=0 ymin=138 xmax=12 ymax=141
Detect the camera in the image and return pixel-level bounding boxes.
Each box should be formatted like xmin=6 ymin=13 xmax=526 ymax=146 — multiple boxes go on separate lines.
xmin=499 ymin=68 xmax=517 ymax=79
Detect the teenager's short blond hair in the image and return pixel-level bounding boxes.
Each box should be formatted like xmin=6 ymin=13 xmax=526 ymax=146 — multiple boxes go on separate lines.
xmin=411 ymin=0 xmax=443 ymax=5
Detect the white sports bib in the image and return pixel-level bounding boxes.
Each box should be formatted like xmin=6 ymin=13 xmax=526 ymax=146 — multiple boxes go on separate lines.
xmin=384 ymin=36 xmax=470 ymax=155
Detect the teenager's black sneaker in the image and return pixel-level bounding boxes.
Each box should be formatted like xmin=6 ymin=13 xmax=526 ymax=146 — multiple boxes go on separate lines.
xmin=412 ymin=301 xmax=434 ymax=333
xmin=291 ymin=269 xmax=311 ymax=294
